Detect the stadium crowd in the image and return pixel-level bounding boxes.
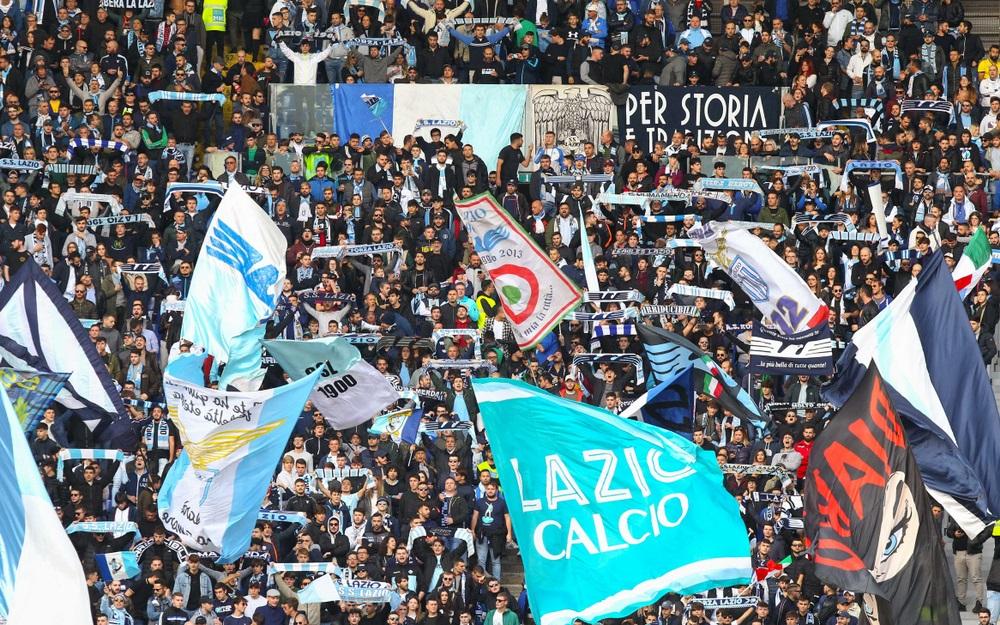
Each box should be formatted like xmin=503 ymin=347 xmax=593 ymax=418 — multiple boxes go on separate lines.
xmin=1 ymin=0 xmax=1000 ymax=624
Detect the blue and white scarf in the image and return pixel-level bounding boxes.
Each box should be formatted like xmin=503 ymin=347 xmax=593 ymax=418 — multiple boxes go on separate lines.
xmin=57 ymin=448 xmax=125 ymax=481
xmin=66 ymin=521 xmax=141 ymax=541
xmin=147 ymin=90 xmax=226 ymax=106
xmin=67 ymin=138 xmax=130 ymax=158
xmin=667 ymin=284 xmax=735 ymax=310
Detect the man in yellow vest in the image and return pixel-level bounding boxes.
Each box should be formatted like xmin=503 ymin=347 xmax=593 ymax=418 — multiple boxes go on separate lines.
xmin=203 ymin=0 xmax=227 ymax=63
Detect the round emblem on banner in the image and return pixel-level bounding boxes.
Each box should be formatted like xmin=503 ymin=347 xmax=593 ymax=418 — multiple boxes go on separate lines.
xmin=492 ymin=263 xmax=540 ymax=325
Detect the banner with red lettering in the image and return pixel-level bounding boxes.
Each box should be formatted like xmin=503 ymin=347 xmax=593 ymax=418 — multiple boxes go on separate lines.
xmin=804 ymin=366 xmax=959 ymax=625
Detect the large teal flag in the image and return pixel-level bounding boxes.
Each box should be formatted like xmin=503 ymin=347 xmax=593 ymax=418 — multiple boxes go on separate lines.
xmin=473 ymin=379 xmax=751 ymax=625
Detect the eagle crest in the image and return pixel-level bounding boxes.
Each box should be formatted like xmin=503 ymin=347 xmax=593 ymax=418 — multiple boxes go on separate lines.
xmin=531 ymin=87 xmax=614 ymax=154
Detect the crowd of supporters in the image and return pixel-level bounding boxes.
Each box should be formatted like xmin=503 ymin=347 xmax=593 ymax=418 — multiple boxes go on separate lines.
xmin=2 ymin=0 xmax=1000 ymax=624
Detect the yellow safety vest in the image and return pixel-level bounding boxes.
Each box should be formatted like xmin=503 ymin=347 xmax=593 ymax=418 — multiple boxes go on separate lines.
xmin=203 ymin=0 xmax=227 ymax=31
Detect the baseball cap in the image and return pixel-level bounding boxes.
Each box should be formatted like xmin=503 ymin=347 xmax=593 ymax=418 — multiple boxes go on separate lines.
xmin=266 ymin=589 xmax=281 ymax=598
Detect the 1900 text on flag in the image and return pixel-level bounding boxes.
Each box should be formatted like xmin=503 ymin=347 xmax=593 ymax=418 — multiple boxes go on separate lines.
xmin=473 ymin=378 xmax=751 ymax=625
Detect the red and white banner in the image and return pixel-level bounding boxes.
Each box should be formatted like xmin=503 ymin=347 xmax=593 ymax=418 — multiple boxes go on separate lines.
xmin=456 ymin=192 xmax=581 ymax=348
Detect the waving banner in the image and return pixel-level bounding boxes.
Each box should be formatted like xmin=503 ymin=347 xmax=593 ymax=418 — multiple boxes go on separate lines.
xmin=456 ymin=192 xmax=581 ymax=348
xmin=0 ymin=261 xmax=126 ymax=437
xmin=262 ymin=336 xmax=399 ymax=430
xmin=689 ymin=223 xmax=828 ymax=334
xmin=806 ymin=366 xmax=960 ymax=625
xmin=181 ymin=184 xmax=286 ymax=364
xmin=158 ymin=354 xmax=320 ymax=561
xmin=180 ymin=184 xmax=288 ymax=390
xmin=824 ymin=252 xmax=1000 ymax=537
xmin=0 ymin=386 xmax=92 ymax=624
xmin=473 ymin=379 xmax=751 ymax=625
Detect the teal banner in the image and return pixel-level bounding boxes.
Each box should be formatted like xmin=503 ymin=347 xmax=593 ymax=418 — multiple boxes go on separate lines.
xmin=473 ymin=379 xmax=751 ymax=625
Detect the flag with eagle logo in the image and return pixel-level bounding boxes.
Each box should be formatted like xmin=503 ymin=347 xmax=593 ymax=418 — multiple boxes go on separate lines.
xmin=688 ymin=222 xmax=828 ymax=334
xmin=456 ymin=192 xmax=581 ymax=348
xmin=158 ymin=353 xmax=321 ymax=561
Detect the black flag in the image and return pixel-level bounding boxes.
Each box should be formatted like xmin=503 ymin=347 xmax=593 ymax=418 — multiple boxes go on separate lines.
xmin=804 ymin=366 xmax=960 ymax=625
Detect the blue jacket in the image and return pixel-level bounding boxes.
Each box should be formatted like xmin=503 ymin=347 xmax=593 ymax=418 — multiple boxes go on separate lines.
xmin=727 ymin=191 xmax=762 ymax=221
xmin=256 ymin=603 xmax=286 ymax=625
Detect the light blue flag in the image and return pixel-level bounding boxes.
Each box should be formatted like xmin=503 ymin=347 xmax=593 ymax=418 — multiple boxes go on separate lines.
xmin=0 ymin=385 xmax=92 ymax=623
xmin=472 ymin=379 xmax=751 ymax=625
xmin=180 ymin=184 xmax=287 ymax=383
xmin=95 ymin=551 xmax=141 ymax=581
xmin=331 ymin=84 xmax=394 ymax=142
xmin=158 ymin=354 xmax=321 ymax=562
xmin=458 ymin=85 xmax=526 ymax=177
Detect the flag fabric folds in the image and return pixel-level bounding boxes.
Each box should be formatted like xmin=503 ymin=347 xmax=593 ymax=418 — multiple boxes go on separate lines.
xmin=689 ymin=223 xmax=828 ymax=334
xmin=473 ymin=378 xmax=751 ymax=625
xmin=456 ymin=192 xmax=582 ymax=348
xmin=180 ymin=184 xmax=287 ymax=371
xmin=953 ymin=228 xmax=990 ymax=300
xmin=619 ymin=373 xmax=695 ymax=437
xmin=158 ymin=354 xmax=320 ymax=561
xmin=0 ymin=385 xmax=92 ymax=624
xmin=805 ymin=366 xmax=960 ymax=625
xmin=95 ymin=551 xmax=141 ymax=581
xmin=824 ymin=251 xmax=1000 ymax=536
xmin=369 ymin=408 xmax=422 ymax=444
xmin=262 ymin=336 xmax=400 ymax=430
xmin=0 ymin=260 xmax=126 ymax=434
xmin=636 ymin=324 xmax=764 ymax=429
xmin=297 ymin=576 xmax=401 ymax=606
xmin=0 ymin=367 xmax=69 ymax=432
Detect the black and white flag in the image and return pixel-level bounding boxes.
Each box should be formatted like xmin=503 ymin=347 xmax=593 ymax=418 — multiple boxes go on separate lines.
xmin=749 ymin=321 xmax=833 ymax=375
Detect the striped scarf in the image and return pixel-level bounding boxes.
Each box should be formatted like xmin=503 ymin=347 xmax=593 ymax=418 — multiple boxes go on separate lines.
xmin=147 ymin=90 xmax=226 ymax=106
xmin=57 ymin=448 xmax=124 ymax=481
xmin=67 ymin=138 xmax=130 ymax=158
xmin=46 ymin=163 xmax=101 ymax=175
xmin=566 ymin=309 xmax=638 ymax=321
xmin=66 ymin=521 xmax=141 ymax=541
xmin=592 ymin=323 xmax=637 ymax=337
xmin=667 ymin=284 xmax=736 ymax=310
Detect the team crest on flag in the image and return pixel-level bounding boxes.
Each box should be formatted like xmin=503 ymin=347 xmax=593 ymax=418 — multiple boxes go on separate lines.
xmin=730 ymin=256 xmax=769 ymax=303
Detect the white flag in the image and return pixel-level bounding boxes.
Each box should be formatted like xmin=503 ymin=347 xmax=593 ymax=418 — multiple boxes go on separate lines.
xmin=690 ymin=223 xmax=829 ymax=334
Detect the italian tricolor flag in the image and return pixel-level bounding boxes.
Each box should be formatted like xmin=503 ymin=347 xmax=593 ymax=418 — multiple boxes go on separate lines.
xmin=953 ymin=228 xmax=991 ymax=300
